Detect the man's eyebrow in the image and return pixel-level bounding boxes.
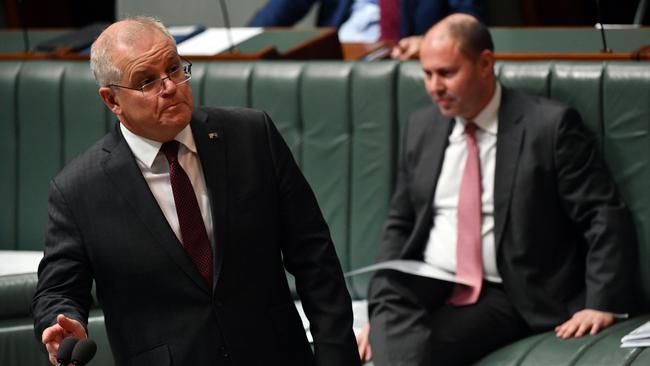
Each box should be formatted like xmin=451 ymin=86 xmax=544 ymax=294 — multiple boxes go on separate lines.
xmin=128 ymin=55 xmax=181 ymax=81
xmin=128 ymin=68 xmax=153 ymax=84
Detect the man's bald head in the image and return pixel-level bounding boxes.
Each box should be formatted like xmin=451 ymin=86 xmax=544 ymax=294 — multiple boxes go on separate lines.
xmin=424 ymin=13 xmax=493 ymax=61
xmin=90 ymin=17 xmax=176 ymax=86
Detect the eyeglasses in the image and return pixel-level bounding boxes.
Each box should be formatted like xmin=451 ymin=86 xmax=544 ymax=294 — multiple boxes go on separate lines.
xmin=108 ymin=57 xmax=192 ymax=97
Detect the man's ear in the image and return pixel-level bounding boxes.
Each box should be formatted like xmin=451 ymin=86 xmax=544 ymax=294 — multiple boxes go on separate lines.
xmin=478 ymin=49 xmax=495 ymax=77
xmin=99 ymin=87 xmax=121 ymax=115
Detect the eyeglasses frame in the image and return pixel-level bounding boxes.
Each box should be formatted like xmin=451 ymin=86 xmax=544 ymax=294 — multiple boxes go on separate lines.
xmin=107 ymin=56 xmax=193 ymax=97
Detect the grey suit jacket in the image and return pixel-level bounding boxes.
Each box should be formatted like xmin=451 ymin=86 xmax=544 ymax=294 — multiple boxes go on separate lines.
xmin=375 ymin=87 xmax=638 ymax=330
xmin=33 ymin=107 xmax=360 ymax=365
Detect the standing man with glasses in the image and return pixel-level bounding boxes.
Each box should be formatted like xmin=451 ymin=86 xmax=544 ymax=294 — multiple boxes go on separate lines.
xmin=32 ymin=16 xmax=360 ymax=366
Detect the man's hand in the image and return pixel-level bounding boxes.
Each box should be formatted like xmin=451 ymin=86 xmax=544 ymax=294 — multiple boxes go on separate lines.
xmin=42 ymin=314 xmax=87 ymax=365
xmin=390 ymin=36 xmax=423 ymax=60
xmin=555 ymin=309 xmax=614 ymax=339
xmin=356 ymin=323 xmax=372 ymax=362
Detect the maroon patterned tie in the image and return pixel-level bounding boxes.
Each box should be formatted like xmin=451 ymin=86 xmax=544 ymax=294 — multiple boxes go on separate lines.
xmin=160 ymin=141 xmax=213 ymax=286
xmin=449 ymin=122 xmax=483 ymax=306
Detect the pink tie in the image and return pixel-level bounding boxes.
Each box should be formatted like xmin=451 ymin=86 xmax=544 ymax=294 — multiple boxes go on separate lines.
xmin=160 ymin=141 xmax=213 ymax=286
xmin=449 ymin=122 xmax=483 ymax=306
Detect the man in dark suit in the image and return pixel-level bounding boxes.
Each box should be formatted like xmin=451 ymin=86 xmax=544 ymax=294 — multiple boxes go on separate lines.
xmin=32 ymin=16 xmax=360 ymax=366
xmin=356 ymin=13 xmax=637 ymax=365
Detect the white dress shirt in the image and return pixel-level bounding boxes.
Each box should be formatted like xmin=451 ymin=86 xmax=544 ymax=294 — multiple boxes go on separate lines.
xmin=423 ymin=83 xmax=502 ymax=283
xmin=120 ymin=123 xmax=215 ymax=249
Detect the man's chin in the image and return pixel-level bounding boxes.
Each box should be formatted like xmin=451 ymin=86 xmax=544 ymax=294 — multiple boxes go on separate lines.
xmin=434 ymin=100 xmax=457 ymax=116
xmin=437 ymin=106 xmax=457 ymax=117
xmin=161 ymin=108 xmax=192 ymax=124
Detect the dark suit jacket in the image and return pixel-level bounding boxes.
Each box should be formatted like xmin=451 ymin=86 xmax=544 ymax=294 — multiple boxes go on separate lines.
xmin=375 ymin=87 xmax=638 ymax=330
xmin=33 ymin=107 xmax=359 ymax=365
xmin=248 ymin=0 xmax=486 ymax=38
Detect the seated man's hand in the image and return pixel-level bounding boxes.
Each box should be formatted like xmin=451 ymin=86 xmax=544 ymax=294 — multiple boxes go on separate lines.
xmin=356 ymin=323 xmax=372 ymax=362
xmin=390 ymin=36 xmax=423 ymax=60
xmin=42 ymin=314 xmax=87 ymax=365
xmin=555 ymin=309 xmax=614 ymax=339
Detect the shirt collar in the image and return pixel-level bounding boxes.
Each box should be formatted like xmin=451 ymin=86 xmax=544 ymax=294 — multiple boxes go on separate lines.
xmin=119 ymin=123 xmax=197 ymax=169
xmin=454 ymin=82 xmax=501 ymax=136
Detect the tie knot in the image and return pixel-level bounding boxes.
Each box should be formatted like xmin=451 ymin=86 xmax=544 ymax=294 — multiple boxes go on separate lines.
xmin=465 ymin=122 xmax=477 ymax=136
xmin=160 ymin=140 xmax=180 ymax=163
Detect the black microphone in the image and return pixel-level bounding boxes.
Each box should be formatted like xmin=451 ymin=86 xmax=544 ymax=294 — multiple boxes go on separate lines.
xmin=17 ymin=0 xmax=30 ymax=52
xmin=56 ymin=337 xmax=79 ymax=366
xmin=218 ymin=0 xmax=238 ymax=53
xmin=70 ymin=338 xmax=97 ymax=366
xmin=595 ymin=0 xmax=612 ymax=53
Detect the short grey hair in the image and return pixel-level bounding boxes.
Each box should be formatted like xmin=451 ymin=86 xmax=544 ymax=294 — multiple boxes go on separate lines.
xmin=90 ymin=16 xmax=176 ymax=86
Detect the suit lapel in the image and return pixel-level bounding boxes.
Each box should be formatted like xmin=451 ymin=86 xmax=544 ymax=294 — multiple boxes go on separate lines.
xmin=101 ymin=124 xmax=211 ymax=293
xmin=494 ymin=88 xmax=525 ymax=251
xmin=418 ymin=113 xmax=454 ymax=206
xmin=191 ymin=109 xmax=227 ymax=289
xmin=406 ymin=108 xmax=453 ymax=257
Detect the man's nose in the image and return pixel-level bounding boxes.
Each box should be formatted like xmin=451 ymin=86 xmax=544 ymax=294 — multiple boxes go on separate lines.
xmin=426 ymin=75 xmax=444 ymax=94
xmin=160 ymin=77 xmax=177 ymax=95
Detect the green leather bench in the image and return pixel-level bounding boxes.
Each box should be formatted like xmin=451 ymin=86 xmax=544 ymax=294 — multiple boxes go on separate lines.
xmin=1 ymin=60 xmax=649 ymax=365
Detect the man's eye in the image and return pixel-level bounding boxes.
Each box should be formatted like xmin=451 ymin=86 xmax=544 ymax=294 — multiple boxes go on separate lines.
xmin=138 ymin=79 xmax=153 ymax=87
xmin=169 ymin=65 xmax=181 ymax=74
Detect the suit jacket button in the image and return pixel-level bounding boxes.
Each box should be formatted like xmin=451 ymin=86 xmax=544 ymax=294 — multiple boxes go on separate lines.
xmin=220 ymin=346 xmax=229 ymax=358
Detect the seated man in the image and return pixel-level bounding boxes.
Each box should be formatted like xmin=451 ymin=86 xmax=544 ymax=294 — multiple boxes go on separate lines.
xmin=357 ymin=13 xmax=638 ymax=366
xmin=32 ymin=16 xmax=360 ymax=366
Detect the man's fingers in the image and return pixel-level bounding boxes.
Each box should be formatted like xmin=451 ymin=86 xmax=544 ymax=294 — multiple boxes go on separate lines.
xmin=356 ymin=323 xmax=372 ymax=362
xmin=575 ymin=323 xmax=589 ymax=337
xmin=42 ymin=325 xmax=63 ymax=344
xmin=590 ymin=322 xmax=601 ymax=335
xmin=45 ymin=340 xmax=58 ymax=355
xmin=556 ymin=309 xmax=615 ymax=339
xmin=558 ymin=323 xmax=576 ymax=339
xmin=365 ymin=343 xmax=373 ymax=362
xmin=56 ymin=314 xmax=86 ymax=338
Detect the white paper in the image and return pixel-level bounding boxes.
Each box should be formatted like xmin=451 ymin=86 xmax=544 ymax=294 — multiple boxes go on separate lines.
xmin=177 ymin=27 xmax=263 ymax=56
xmin=0 ymin=250 xmax=43 ymax=276
xmin=621 ymin=339 xmax=650 ymax=348
xmin=168 ymin=25 xmax=202 ymax=37
xmin=344 ymin=259 xmax=472 ymax=286
xmin=620 ymin=320 xmax=650 ymax=348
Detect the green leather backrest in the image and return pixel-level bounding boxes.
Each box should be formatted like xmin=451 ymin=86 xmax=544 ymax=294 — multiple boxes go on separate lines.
xmin=16 ymin=62 xmax=66 ymax=251
xmin=0 ymin=61 xmax=21 ymax=250
xmin=61 ymin=62 xmax=110 ymax=163
xmin=603 ymin=63 xmax=650 ymax=306
xmin=348 ymin=62 xmax=398 ymax=298
xmin=1 ymin=61 xmax=110 ymax=251
xmin=251 ymin=63 xmax=304 ymax=160
xmin=0 ymin=60 xmax=648 ymax=309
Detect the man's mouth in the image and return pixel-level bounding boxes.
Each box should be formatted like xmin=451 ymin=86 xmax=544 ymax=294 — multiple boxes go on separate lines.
xmin=436 ymin=97 xmax=454 ymax=107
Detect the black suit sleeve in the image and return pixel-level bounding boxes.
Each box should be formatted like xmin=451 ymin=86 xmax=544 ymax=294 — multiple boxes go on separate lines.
xmin=32 ymin=179 xmax=94 ymax=339
xmin=554 ymin=108 xmax=638 ymax=313
xmin=262 ymin=113 xmax=361 ymax=366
